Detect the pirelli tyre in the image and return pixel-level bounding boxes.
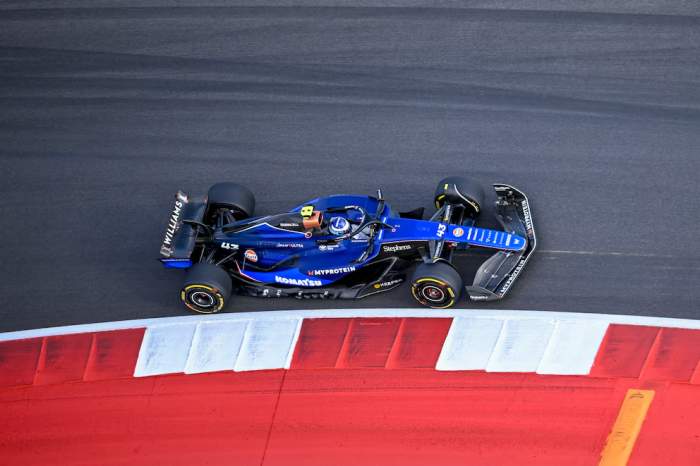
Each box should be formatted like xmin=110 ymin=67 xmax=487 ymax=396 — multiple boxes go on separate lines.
xmin=207 ymin=182 xmax=255 ymax=220
xmin=410 ymin=261 xmax=463 ymax=309
xmin=181 ymin=263 xmax=232 ymax=314
xmin=434 ymin=176 xmax=484 ymax=217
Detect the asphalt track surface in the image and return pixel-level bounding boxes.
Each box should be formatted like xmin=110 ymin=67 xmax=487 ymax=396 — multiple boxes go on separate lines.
xmin=1 ymin=1 xmax=700 ymax=332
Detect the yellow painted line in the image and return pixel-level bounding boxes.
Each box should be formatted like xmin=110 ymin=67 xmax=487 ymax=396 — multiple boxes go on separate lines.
xmin=599 ymin=389 xmax=655 ymax=466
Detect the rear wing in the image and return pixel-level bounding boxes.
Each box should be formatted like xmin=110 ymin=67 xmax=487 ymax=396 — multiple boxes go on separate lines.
xmin=465 ymin=184 xmax=536 ymax=301
xmin=159 ymin=191 xmax=207 ymax=268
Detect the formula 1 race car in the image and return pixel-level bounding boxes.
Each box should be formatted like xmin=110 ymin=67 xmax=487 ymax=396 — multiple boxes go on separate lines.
xmin=159 ymin=177 xmax=535 ymax=313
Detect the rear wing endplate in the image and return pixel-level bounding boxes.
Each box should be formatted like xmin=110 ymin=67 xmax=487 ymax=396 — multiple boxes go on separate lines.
xmin=465 ymin=184 xmax=536 ymax=301
xmin=159 ymin=191 xmax=206 ymax=264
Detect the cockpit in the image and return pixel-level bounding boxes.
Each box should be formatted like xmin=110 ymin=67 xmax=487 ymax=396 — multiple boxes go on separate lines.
xmin=220 ymin=193 xmax=393 ymax=268
xmin=268 ymin=208 xmax=365 ymax=239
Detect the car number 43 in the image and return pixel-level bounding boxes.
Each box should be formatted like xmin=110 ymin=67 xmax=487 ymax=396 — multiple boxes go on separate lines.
xmin=437 ymin=224 xmax=447 ymax=238
xmin=221 ymin=242 xmax=239 ymax=250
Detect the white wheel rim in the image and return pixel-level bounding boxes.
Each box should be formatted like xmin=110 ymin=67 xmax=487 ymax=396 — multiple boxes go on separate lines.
xmin=421 ymin=285 xmax=446 ymax=303
xmin=190 ymin=290 xmax=216 ymax=309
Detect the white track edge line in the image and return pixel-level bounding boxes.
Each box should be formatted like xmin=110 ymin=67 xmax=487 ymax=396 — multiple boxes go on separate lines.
xmin=1 ymin=308 xmax=699 ymax=342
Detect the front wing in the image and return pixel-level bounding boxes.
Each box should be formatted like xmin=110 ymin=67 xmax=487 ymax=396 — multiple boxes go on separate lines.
xmin=465 ymin=184 xmax=536 ymax=301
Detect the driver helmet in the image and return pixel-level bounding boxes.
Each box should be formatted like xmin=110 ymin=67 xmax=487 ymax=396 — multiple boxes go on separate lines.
xmin=328 ymin=216 xmax=351 ymax=235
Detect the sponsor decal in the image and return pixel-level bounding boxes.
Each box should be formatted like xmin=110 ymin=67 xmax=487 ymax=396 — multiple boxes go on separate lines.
xmin=274 ymin=276 xmax=322 ymax=287
xmin=453 ymin=227 xmax=464 ymax=238
xmin=276 ymin=243 xmax=304 ymax=248
xmin=498 ymin=257 xmax=527 ymax=294
xmin=470 ymin=294 xmax=489 ymax=301
xmin=162 ymin=199 xmax=185 ymax=248
xmin=382 ymin=243 xmax=412 ymax=253
xmin=279 ymin=222 xmax=300 ymax=228
xmin=244 ymin=249 xmax=258 ymax=262
xmin=373 ymin=278 xmax=403 ymax=289
xmin=304 ymin=231 xmax=312 ymax=238
xmin=307 ymin=266 xmax=356 ymax=276
xmin=521 ymin=200 xmax=534 ymax=236
xmin=319 ymin=244 xmax=340 ymax=251
xmin=220 ymin=242 xmax=239 ymax=250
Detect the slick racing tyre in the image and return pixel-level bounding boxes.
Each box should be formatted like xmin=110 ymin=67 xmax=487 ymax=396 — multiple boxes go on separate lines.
xmin=207 ymin=182 xmax=255 ymax=220
xmin=410 ymin=261 xmax=463 ymax=309
xmin=434 ymin=176 xmax=484 ymax=217
xmin=181 ymin=263 xmax=232 ymax=314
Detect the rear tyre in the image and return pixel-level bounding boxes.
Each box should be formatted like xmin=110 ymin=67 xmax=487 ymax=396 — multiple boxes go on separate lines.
xmin=207 ymin=182 xmax=255 ymax=220
xmin=410 ymin=262 xmax=463 ymax=309
xmin=434 ymin=176 xmax=484 ymax=217
xmin=181 ymin=263 xmax=232 ymax=314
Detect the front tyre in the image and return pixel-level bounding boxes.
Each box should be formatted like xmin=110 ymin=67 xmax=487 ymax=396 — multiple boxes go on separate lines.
xmin=410 ymin=262 xmax=463 ymax=309
xmin=181 ymin=263 xmax=232 ymax=314
xmin=434 ymin=176 xmax=484 ymax=217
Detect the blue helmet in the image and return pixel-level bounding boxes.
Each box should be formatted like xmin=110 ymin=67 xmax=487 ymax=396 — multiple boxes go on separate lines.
xmin=328 ymin=216 xmax=350 ymax=235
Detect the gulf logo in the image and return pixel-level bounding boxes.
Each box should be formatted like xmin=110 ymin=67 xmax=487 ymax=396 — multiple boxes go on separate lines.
xmin=244 ymin=249 xmax=258 ymax=263
xmin=453 ymin=227 xmax=465 ymax=238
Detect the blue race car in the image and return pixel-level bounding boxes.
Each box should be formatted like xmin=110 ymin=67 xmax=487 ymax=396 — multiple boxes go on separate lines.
xmin=159 ymin=177 xmax=535 ymax=313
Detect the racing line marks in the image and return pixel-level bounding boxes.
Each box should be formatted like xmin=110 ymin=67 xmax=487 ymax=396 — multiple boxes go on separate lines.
xmin=539 ymin=249 xmax=678 ymax=259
